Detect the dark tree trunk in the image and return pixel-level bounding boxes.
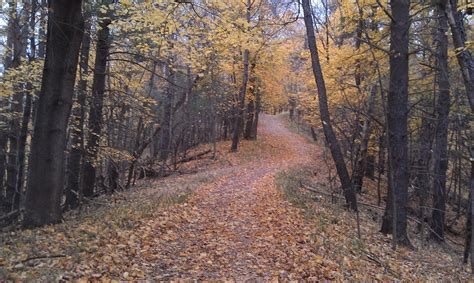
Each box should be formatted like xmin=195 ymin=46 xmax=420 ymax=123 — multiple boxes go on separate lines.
xmin=66 ymin=18 xmax=91 ymax=209
xmin=431 ymin=0 xmax=451 ymax=241
xmin=231 ymin=49 xmax=249 ymax=151
xmin=380 ymin=0 xmax=411 ymax=246
xmin=244 ymin=62 xmax=257 ymax=140
xmin=302 ymin=0 xmax=358 ymax=210
xmin=446 ymin=0 xmax=474 ymax=112
xmin=351 ymin=85 xmax=377 ymax=192
xmin=470 ymin=160 xmax=474 ymax=272
xmin=251 ymin=86 xmax=261 ymax=139
xmin=30 ymin=0 xmax=47 ymax=128
xmin=13 ymin=0 xmax=37 ymax=211
xmin=414 ymin=103 xmax=433 ymax=230
xmin=23 ymin=0 xmax=84 ymax=228
xmin=244 ymin=99 xmax=255 ymax=140
xmin=231 ymin=0 xmax=251 ymax=152
xmin=158 ymin=65 xmax=174 ymax=162
xmin=465 ymin=159 xmax=474 ymax=271
xmin=82 ymin=6 xmax=111 ymax=198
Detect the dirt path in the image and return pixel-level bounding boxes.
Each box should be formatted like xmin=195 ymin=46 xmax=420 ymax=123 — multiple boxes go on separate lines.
xmin=2 ymin=115 xmax=327 ymax=281
xmin=141 ymin=114 xmax=324 ymax=280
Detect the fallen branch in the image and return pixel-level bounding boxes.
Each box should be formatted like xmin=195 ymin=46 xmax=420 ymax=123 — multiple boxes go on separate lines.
xmin=17 ymin=254 xmax=66 ymax=264
xmin=361 ymin=250 xmax=401 ymax=278
xmin=0 ymin=210 xmax=21 ymax=222
xmin=174 ymin=149 xmax=211 ymax=165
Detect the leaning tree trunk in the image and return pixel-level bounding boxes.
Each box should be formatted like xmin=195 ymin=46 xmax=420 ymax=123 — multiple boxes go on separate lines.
xmin=82 ymin=6 xmax=111 ymax=198
xmin=431 ymin=0 xmax=451 ymax=242
xmin=23 ymin=0 xmax=84 ymax=228
xmin=446 ymin=0 xmax=473 ymax=112
xmin=301 ymin=0 xmax=358 ymax=210
xmin=380 ymin=0 xmax=411 ymax=247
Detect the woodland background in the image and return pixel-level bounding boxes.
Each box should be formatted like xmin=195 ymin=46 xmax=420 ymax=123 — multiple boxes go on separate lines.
xmin=0 ymin=0 xmax=473 ymax=279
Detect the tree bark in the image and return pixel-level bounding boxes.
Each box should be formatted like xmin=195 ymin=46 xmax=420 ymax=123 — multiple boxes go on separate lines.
xmin=446 ymin=0 xmax=473 ymax=112
xmin=66 ymin=17 xmax=91 ymax=209
xmin=82 ymin=4 xmax=111 ymax=198
xmin=251 ymin=85 xmax=261 ymax=139
xmin=380 ymin=0 xmax=411 ymax=246
xmin=158 ymin=65 xmax=174 ymax=163
xmin=14 ymin=0 xmax=37 ymax=212
xmin=0 ymin=1 xmax=17 ymax=211
xmin=431 ymin=0 xmax=451 ymax=241
xmin=231 ymin=0 xmax=251 ymax=152
xmin=5 ymin=0 xmax=27 ymax=211
xmin=244 ymin=62 xmax=257 ymax=140
xmin=301 ymin=0 xmax=358 ymax=210
xmin=351 ymin=85 xmax=377 ymax=192
xmin=23 ymin=0 xmax=84 ymax=228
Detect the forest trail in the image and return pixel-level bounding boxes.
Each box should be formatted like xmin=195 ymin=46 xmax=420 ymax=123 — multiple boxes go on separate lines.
xmin=2 ymin=114 xmax=328 ymax=281
xmin=141 ymin=114 xmax=323 ymax=280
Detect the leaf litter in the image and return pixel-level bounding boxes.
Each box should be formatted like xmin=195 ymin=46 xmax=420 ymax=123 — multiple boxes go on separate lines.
xmin=1 ymin=114 xmax=470 ymax=281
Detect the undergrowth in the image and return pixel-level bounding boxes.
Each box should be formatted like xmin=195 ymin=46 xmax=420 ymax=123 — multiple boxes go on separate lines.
xmin=274 ymin=164 xmax=470 ymax=280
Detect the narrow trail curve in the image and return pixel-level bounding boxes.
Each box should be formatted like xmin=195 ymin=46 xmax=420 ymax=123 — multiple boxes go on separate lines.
xmin=141 ymin=115 xmax=326 ymax=280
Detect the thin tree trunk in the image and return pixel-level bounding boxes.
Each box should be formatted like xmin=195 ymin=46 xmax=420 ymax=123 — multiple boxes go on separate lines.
xmin=251 ymin=86 xmax=261 ymax=139
xmin=66 ymin=17 xmax=91 ymax=209
xmin=158 ymin=64 xmax=173 ymax=163
xmin=5 ymin=0 xmax=27 ymax=211
xmin=351 ymin=85 xmax=377 ymax=192
xmin=244 ymin=62 xmax=257 ymax=140
xmin=82 ymin=4 xmax=111 ymax=197
xmin=0 ymin=1 xmax=17 ymax=211
xmin=14 ymin=0 xmax=36 ymax=211
xmin=23 ymin=0 xmax=84 ymax=228
xmin=446 ymin=0 xmax=474 ymax=112
xmin=231 ymin=0 xmax=251 ymax=152
xmin=301 ymin=0 xmax=358 ymax=210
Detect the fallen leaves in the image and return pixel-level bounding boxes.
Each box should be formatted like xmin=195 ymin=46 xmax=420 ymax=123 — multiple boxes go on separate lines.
xmin=1 ymin=115 xmax=469 ymax=281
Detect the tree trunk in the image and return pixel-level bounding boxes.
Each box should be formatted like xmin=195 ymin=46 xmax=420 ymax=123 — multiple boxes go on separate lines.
xmin=351 ymin=85 xmax=377 ymax=192
xmin=244 ymin=99 xmax=255 ymax=140
xmin=23 ymin=0 xmax=84 ymax=228
xmin=231 ymin=0 xmax=251 ymax=152
xmin=446 ymin=0 xmax=474 ymax=112
xmin=82 ymin=5 xmax=111 ymax=198
xmin=431 ymin=0 xmax=451 ymax=241
xmin=5 ymin=0 xmax=27 ymax=211
xmin=13 ymin=0 xmax=37 ymax=212
xmin=414 ymin=110 xmax=433 ymax=228
xmin=301 ymin=0 xmax=358 ymax=210
xmin=251 ymin=86 xmax=261 ymax=139
xmin=244 ymin=62 xmax=257 ymax=140
xmin=158 ymin=63 xmax=174 ymax=163
xmin=66 ymin=18 xmax=91 ymax=209
xmin=0 ymin=1 xmax=17 ymax=211
xmin=380 ymin=0 xmax=411 ymax=246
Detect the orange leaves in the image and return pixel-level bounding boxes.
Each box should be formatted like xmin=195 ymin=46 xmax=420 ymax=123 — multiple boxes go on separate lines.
xmin=2 ymin=115 xmax=469 ymax=281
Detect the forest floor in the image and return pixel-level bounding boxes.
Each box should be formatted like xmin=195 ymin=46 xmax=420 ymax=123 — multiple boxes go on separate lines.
xmin=1 ymin=114 xmax=471 ymax=281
